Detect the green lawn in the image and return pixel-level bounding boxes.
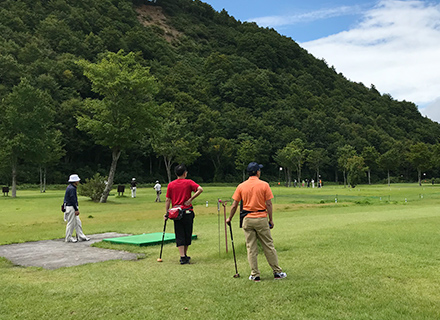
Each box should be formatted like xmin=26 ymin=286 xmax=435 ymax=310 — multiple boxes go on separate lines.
xmin=1 ymin=184 xmax=440 ymax=319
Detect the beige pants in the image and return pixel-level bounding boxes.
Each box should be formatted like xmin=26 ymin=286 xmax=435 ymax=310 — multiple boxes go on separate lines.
xmin=243 ymin=217 xmax=282 ymax=277
xmin=65 ymin=206 xmax=88 ymax=241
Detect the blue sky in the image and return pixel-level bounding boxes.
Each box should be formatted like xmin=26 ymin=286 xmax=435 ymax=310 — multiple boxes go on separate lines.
xmin=203 ymin=0 xmax=440 ymax=123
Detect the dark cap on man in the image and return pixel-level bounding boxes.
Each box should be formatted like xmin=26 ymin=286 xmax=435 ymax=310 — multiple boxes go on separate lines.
xmin=247 ymin=162 xmax=263 ymax=172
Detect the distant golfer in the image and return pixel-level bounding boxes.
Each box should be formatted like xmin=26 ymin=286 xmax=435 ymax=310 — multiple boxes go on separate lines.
xmin=130 ymin=178 xmax=137 ymax=198
xmin=63 ymin=174 xmax=90 ymax=243
xmin=153 ymin=180 xmax=162 ymax=202
xmin=226 ymin=162 xmax=286 ymax=282
xmin=165 ymin=164 xmax=203 ymax=264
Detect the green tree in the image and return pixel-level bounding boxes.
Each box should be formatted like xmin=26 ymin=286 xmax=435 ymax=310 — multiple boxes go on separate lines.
xmin=235 ymin=140 xmax=258 ymax=181
xmin=378 ymin=148 xmax=401 ymax=186
xmin=275 ymin=139 xmax=308 ymax=186
xmin=361 ymin=146 xmax=380 ymax=185
xmin=347 ymin=155 xmax=366 ymax=187
xmin=306 ymin=148 xmax=329 ymax=184
xmin=76 ymin=50 xmax=158 ymax=203
xmin=407 ymin=142 xmax=432 ymax=186
xmin=337 ymin=145 xmax=357 ymax=188
xmin=151 ymin=118 xmax=201 ymax=183
xmin=0 ymin=78 xmax=56 ymax=197
xmin=206 ymin=137 xmax=235 ymax=182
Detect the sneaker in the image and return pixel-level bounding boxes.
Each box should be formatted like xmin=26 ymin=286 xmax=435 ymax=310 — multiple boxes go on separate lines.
xmin=249 ymin=275 xmax=261 ymax=282
xmin=180 ymin=256 xmax=190 ymax=265
xmin=79 ymin=237 xmax=90 ymax=241
xmin=274 ymin=272 xmax=287 ymax=279
xmin=65 ymin=238 xmax=77 ymax=243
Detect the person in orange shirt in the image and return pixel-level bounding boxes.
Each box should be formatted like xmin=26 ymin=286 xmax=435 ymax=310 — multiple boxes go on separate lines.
xmin=226 ymin=162 xmax=286 ymax=282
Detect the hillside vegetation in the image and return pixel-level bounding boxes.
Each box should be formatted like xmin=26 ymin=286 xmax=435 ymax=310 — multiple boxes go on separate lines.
xmin=0 ymin=0 xmax=439 ymax=186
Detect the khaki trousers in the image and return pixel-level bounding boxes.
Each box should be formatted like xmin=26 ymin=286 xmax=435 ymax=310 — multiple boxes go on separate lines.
xmin=243 ymin=217 xmax=282 ymax=277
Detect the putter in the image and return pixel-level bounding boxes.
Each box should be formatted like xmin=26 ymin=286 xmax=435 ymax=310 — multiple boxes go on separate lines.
xmin=227 ymin=221 xmax=240 ymax=278
xmin=157 ymin=218 xmax=167 ymax=262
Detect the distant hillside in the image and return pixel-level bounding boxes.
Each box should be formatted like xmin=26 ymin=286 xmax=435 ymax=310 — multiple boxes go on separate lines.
xmin=0 ymin=0 xmax=439 ymax=184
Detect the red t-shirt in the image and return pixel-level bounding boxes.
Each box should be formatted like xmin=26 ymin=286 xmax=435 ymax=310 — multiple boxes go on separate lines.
xmin=166 ymin=179 xmax=200 ymax=209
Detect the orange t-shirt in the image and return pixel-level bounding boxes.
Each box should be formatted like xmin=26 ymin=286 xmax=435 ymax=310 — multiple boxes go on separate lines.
xmin=232 ymin=176 xmax=273 ymax=218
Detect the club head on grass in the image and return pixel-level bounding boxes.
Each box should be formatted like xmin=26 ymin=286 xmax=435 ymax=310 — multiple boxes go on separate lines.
xmin=233 ymin=273 xmax=240 ymax=278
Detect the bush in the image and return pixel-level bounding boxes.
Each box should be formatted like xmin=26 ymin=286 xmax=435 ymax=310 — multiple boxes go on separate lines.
xmin=78 ymin=173 xmax=107 ymax=202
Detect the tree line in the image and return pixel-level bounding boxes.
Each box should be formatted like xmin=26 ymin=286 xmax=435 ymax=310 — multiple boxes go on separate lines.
xmin=1 ymin=0 xmax=440 ymax=199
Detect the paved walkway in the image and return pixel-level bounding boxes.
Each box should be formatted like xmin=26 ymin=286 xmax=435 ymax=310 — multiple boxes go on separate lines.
xmin=0 ymin=233 xmax=138 ymax=270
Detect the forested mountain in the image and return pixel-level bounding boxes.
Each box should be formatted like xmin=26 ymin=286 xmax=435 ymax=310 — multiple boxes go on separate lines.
xmin=1 ymin=0 xmax=439 ymax=188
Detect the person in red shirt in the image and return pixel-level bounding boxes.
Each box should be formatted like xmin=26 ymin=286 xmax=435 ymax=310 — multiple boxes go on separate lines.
xmin=227 ymin=162 xmax=286 ymax=281
xmin=165 ymin=164 xmax=203 ymax=264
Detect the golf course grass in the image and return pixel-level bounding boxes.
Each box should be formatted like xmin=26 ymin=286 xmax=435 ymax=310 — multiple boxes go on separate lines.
xmin=1 ymin=183 xmax=440 ymax=319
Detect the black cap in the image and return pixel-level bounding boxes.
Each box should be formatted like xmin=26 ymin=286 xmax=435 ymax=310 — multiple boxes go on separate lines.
xmin=247 ymin=162 xmax=263 ymax=172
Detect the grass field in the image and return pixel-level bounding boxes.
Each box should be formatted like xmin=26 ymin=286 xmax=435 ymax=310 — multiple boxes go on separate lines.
xmin=1 ymin=183 xmax=440 ymax=319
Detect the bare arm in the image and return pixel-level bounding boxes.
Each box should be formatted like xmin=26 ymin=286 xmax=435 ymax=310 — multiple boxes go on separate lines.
xmin=165 ymin=197 xmax=171 ymax=220
xmin=266 ymin=199 xmax=274 ymax=228
xmin=184 ymin=186 xmax=203 ymax=206
xmin=226 ymin=200 xmax=239 ymax=224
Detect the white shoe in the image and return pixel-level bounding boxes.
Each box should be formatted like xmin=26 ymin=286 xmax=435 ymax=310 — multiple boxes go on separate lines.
xmin=65 ymin=238 xmax=78 ymax=243
xmin=274 ymin=272 xmax=287 ymax=279
xmin=79 ymin=237 xmax=90 ymax=241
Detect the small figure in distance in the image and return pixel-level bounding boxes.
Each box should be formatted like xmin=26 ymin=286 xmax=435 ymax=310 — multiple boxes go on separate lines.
xmin=154 ymin=180 xmax=162 ymax=202
xmin=130 ymin=178 xmax=137 ymax=198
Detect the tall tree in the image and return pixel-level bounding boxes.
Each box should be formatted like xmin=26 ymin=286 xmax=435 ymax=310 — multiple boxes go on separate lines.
xmin=307 ymin=148 xmax=329 ymax=184
xmin=235 ymin=140 xmax=258 ymax=182
xmin=378 ymin=148 xmax=401 ymax=186
xmin=347 ymin=155 xmax=366 ymax=187
xmin=76 ymin=50 xmax=158 ymax=203
xmin=337 ymin=145 xmax=357 ymax=188
xmin=407 ymin=142 xmax=432 ymax=186
xmin=151 ymin=118 xmax=201 ymax=183
xmin=0 ymin=78 xmax=56 ymax=197
xmin=361 ymin=146 xmax=379 ymax=185
xmin=275 ymin=139 xmax=308 ymax=186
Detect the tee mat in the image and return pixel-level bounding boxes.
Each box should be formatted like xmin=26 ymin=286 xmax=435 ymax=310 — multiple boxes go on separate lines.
xmin=103 ymin=233 xmax=197 ymax=247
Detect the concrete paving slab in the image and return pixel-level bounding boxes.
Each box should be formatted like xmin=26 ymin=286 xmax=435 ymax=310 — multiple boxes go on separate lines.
xmin=0 ymin=232 xmax=139 ymax=270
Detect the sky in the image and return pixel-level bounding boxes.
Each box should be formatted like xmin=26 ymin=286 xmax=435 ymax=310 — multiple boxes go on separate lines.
xmin=203 ymin=0 xmax=440 ymax=123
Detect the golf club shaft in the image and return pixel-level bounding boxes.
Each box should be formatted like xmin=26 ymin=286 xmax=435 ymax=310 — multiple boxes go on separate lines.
xmin=159 ymin=218 xmax=167 ymax=259
xmin=228 ymin=222 xmax=238 ymax=275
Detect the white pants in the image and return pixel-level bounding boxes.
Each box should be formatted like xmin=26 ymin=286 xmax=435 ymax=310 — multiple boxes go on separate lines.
xmin=65 ymin=206 xmax=87 ymax=241
xmin=131 ymin=187 xmax=136 ymax=198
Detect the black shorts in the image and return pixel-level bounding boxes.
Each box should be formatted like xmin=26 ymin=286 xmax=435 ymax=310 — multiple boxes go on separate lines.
xmin=173 ymin=211 xmax=194 ymax=247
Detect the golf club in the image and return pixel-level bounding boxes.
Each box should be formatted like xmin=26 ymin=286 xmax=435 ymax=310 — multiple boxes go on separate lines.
xmin=222 ymin=200 xmax=228 ymax=253
xmin=227 ymin=221 xmax=240 ymax=278
xmin=157 ymin=217 xmax=167 ymax=262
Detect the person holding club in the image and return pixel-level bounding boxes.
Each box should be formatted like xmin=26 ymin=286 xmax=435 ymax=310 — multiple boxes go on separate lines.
xmin=165 ymin=164 xmax=203 ymax=264
xmin=226 ymin=162 xmax=286 ymax=282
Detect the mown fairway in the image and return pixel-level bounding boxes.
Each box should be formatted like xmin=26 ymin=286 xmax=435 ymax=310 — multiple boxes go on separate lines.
xmin=1 ymin=184 xmax=440 ymax=319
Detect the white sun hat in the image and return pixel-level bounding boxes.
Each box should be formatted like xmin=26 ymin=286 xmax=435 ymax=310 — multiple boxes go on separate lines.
xmin=68 ymin=174 xmax=81 ymax=182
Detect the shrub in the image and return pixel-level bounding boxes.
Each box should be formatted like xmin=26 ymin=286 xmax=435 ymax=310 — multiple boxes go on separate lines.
xmin=78 ymin=173 xmax=107 ymax=202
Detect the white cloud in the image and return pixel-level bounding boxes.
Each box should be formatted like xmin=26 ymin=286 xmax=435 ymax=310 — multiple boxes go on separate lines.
xmin=250 ymin=5 xmax=364 ymax=27
xmin=299 ymin=0 xmax=440 ymax=122
xmin=420 ymin=98 xmax=440 ymax=123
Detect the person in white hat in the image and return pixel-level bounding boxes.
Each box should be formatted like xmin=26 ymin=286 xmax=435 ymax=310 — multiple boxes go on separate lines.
xmin=63 ymin=174 xmax=90 ymax=242
xmin=153 ymin=180 xmax=161 ymax=202
xmin=130 ymin=178 xmax=137 ymax=198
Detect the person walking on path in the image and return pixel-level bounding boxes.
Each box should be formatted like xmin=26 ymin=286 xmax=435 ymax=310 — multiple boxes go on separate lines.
xmin=130 ymin=178 xmax=137 ymax=198
xmin=154 ymin=180 xmax=162 ymax=202
xmin=226 ymin=162 xmax=286 ymax=282
xmin=165 ymin=164 xmax=203 ymax=264
xmin=64 ymin=174 xmax=90 ymax=243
